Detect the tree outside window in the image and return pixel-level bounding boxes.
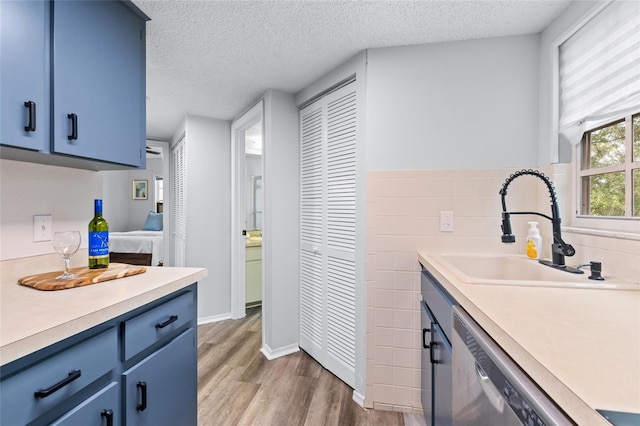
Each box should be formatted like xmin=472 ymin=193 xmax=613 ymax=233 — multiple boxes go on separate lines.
xmin=580 ymin=114 xmax=640 ymax=217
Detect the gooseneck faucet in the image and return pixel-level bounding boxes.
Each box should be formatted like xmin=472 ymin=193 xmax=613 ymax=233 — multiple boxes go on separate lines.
xmin=499 ymin=169 xmax=583 ymax=274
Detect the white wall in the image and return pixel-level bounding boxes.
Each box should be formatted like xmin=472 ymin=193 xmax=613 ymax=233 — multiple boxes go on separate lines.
xmin=0 ymin=159 xmax=102 ymax=260
xmin=127 ymin=155 xmax=164 ymax=230
xmin=101 ymin=170 xmax=130 ymax=231
xmin=101 ymin=147 xmax=167 ymax=232
xmin=538 ymin=1 xmax=602 ymax=165
xmin=261 ymin=89 xmax=300 ymax=354
xmin=366 ymin=35 xmax=540 ymax=171
xmin=179 ymin=115 xmax=232 ymax=321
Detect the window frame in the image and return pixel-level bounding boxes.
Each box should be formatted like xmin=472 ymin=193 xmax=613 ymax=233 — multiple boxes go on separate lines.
xmin=572 ymin=113 xmax=640 ymax=231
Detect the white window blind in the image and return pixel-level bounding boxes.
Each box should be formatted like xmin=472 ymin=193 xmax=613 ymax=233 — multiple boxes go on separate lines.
xmin=171 ymin=136 xmax=187 ymax=267
xmin=559 ymin=0 xmax=640 ymax=145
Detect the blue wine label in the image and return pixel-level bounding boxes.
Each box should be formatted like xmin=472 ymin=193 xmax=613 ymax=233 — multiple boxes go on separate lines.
xmin=88 ymin=231 xmax=109 ymax=258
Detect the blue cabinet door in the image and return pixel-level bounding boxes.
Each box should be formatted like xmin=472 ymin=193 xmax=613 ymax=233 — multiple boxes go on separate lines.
xmin=432 ymin=323 xmax=453 ymax=426
xmin=122 ymin=328 xmax=196 ymax=426
xmin=0 ymin=0 xmax=50 ymax=151
xmin=52 ymin=0 xmax=146 ymax=167
xmin=51 ymin=382 xmax=120 ymax=426
xmin=421 ymin=301 xmax=434 ymax=426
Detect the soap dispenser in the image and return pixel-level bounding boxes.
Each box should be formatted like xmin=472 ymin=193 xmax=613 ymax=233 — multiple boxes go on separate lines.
xmin=526 ymin=222 xmax=542 ymax=259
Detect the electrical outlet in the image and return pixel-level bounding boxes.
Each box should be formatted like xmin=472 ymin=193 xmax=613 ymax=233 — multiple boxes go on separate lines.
xmin=33 ymin=215 xmax=52 ymax=242
xmin=440 ymin=211 xmax=454 ymax=232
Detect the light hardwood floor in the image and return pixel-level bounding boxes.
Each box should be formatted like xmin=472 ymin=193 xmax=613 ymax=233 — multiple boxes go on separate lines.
xmin=197 ymin=307 xmax=425 ymax=426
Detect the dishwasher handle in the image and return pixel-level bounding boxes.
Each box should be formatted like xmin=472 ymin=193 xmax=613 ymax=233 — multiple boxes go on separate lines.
xmin=476 ymin=361 xmax=505 ymax=413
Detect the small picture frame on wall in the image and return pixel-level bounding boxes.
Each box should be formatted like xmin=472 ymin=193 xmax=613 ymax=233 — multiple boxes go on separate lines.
xmin=132 ymin=180 xmax=148 ymax=200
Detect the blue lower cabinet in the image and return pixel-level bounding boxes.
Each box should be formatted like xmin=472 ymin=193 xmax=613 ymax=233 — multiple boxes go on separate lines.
xmin=51 ymin=382 xmax=119 ymax=426
xmin=432 ymin=324 xmax=452 ymax=426
xmin=0 ymin=286 xmax=197 ymax=426
xmin=421 ymin=301 xmax=434 ymax=426
xmin=421 ymin=269 xmax=455 ymax=425
xmin=0 ymin=328 xmax=117 ymax=426
xmin=123 ymin=328 xmax=196 ymax=426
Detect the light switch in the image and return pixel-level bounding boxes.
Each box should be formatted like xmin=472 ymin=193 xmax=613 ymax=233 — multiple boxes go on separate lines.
xmin=440 ymin=211 xmax=454 ymax=232
xmin=33 ymin=215 xmax=52 ymax=242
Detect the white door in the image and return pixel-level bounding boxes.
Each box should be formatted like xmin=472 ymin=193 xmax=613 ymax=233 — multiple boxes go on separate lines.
xmin=299 ymin=81 xmax=357 ymax=388
xmin=230 ymin=101 xmax=264 ymax=319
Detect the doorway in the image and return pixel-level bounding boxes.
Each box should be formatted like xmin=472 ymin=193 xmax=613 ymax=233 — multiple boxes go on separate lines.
xmin=231 ymin=101 xmax=264 ymax=319
xmin=244 ymin=121 xmax=263 ymax=308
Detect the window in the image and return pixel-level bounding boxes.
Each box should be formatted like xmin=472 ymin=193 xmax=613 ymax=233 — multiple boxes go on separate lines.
xmin=155 ymin=176 xmax=164 ymax=213
xmin=579 ymin=114 xmax=640 ymax=217
xmin=558 ymin=1 xmax=640 ymax=222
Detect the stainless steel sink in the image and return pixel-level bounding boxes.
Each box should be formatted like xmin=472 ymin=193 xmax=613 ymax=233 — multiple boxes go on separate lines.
xmin=425 ymin=253 xmax=640 ymax=290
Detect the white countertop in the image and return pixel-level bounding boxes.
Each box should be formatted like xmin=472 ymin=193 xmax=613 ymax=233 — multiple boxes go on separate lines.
xmin=419 ymin=252 xmax=640 ymax=426
xmin=1 ymin=256 xmax=207 ymax=366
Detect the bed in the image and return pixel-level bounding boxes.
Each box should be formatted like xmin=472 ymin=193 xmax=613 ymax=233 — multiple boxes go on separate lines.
xmin=109 ymin=231 xmax=164 ymax=266
xmin=109 ymin=212 xmax=164 ymax=266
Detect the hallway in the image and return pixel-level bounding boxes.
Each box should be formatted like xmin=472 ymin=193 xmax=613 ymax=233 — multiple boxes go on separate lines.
xmin=197 ymin=307 xmax=424 ymax=425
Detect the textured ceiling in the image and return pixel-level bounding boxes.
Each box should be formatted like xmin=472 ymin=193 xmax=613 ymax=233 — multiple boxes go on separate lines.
xmin=132 ymin=0 xmax=572 ymax=141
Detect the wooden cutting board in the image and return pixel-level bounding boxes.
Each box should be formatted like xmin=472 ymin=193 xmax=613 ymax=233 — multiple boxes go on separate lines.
xmin=18 ymin=263 xmax=146 ymax=291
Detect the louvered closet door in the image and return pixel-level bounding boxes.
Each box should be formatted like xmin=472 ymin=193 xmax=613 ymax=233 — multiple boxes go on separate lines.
xmin=324 ymin=85 xmax=357 ymax=385
xmin=299 ymin=81 xmax=356 ymax=388
xmin=171 ymin=136 xmax=187 ymax=267
xmin=299 ymin=101 xmax=325 ymax=363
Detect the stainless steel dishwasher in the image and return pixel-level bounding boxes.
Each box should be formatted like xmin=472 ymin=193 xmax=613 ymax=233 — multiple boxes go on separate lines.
xmin=452 ymin=306 xmax=573 ymax=425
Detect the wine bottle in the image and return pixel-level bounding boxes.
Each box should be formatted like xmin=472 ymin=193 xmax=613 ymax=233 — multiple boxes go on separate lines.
xmin=88 ymin=199 xmax=109 ymax=269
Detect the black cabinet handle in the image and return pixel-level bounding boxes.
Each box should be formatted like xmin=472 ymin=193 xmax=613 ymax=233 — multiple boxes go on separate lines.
xmin=136 ymin=381 xmax=147 ymax=411
xmin=34 ymin=369 xmax=82 ymax=398
xmin=67 ymin=113 xmax=78 ymax=140
xmin=24 ymin=101 xmax=36 ymax=132
xmin=429 ymin=341 xmax=438 ymax=364
xmin=101 ymin=409 xmax=114 ymax=426
xmin=155 ymin=314 xmax=178 ymax=329
xmin=422 ymin=327 xmax=430 ymax=349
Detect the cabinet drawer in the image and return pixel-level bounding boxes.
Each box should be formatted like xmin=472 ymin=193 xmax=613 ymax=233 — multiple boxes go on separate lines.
xmin=123 ymin=291 xmax=193 ymax=361
xmin=0 ymin=328 xmax=117 ymax=426
xmin=51 ymin=381 xmax=119 ymax=426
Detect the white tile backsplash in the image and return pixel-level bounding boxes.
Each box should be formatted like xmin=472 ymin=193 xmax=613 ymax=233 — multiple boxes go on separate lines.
xmin=364 ymin=166 xmax=640 ymax=411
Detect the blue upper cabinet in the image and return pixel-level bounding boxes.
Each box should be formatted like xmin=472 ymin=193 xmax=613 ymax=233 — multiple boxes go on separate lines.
xmin=0 ymin=0 xmax=50 ymax=151
xmin=52 ymin=0 xmax=148 ymax=168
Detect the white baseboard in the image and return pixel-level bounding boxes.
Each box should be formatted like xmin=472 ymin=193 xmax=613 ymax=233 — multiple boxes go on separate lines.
xmin=352 ymin=390 xmax=365 ymax=408
xmin=261 ymin=343 xmax=300 ymax=360
xmin=197 ymin=312 xmax=232 ymax=325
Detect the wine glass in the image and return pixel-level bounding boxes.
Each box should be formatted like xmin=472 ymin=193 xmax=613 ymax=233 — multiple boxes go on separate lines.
xmin=53 ymin=231 xmax=81 ymax=280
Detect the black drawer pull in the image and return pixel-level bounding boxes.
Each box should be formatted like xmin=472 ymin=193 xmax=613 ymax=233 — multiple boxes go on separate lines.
xmin=24 ymin=101 xmax=36 ymax=132
xmin=34 ymin=369 xmax=81 ymax=398
xmin=136 ymin=381 xmax=147 ymax=411
xmin=422 ymin=327 xmax=430 ymax=349
xmin=67 ymin=113 xmax=78 ymax=140
xmin=155 ymin=314 xmax=178 ymax=329
xmin=101 ymin=409 xmax=114 ymax=426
